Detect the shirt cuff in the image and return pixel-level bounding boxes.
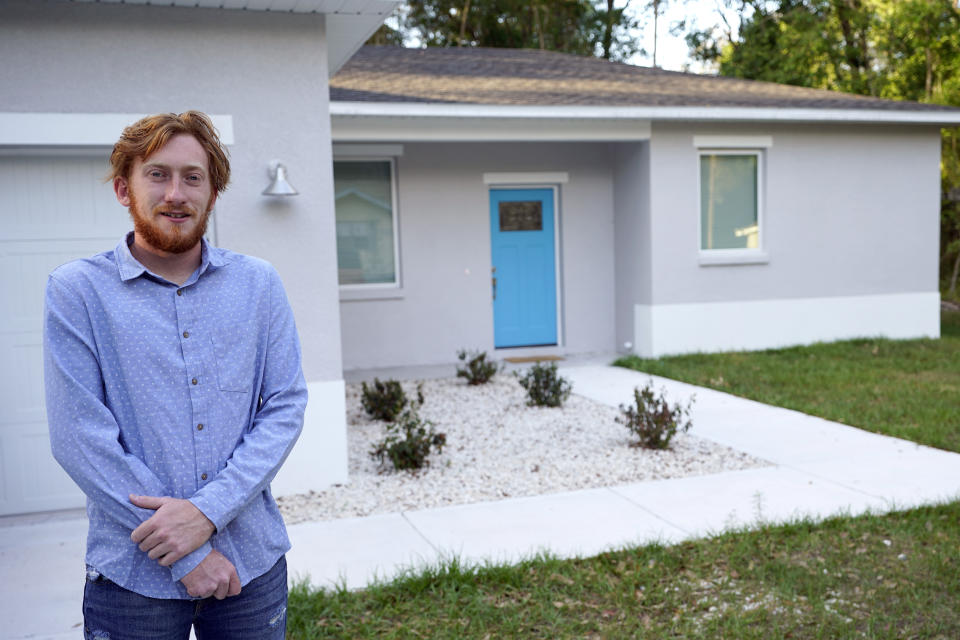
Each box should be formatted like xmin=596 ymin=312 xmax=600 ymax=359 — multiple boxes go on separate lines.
xmin=189 ymin=495 xmax=227 ymax=534
xmin=170 ymin=542 xmax=213 ymax=582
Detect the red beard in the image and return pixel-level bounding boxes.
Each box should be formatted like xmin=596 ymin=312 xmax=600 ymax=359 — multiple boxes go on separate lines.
xmin=129 ymin=191 xmax=210 ymax=254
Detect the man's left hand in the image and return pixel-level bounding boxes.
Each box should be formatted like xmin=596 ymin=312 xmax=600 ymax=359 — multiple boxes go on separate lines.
xmin=129 ymin=494 xmax=216 ymax=566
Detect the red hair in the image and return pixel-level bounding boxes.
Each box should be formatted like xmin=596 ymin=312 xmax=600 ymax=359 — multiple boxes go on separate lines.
xmin=108 ymin=111 xmax=230 ymax=194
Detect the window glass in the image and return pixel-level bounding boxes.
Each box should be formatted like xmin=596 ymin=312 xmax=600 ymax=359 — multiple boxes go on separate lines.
xmin=333 ymin=160 xmax=396 ymax=285
xmin=700 ymin=154 xmax=759 ymax=250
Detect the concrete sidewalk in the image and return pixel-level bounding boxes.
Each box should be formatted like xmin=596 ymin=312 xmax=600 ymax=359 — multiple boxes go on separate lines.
xmin=5 ymin=364 xmax=960 ymax=638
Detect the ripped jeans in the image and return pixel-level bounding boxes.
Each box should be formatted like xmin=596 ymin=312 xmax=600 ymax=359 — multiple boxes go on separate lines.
xmin=82 ymin=556 xmax=287 ymax=640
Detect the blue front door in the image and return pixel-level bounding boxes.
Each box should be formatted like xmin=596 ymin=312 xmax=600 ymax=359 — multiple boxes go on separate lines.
xmin=490 ymin=188 xmax=558 ymax=348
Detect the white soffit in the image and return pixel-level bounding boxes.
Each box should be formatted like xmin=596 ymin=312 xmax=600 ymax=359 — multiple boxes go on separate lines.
xmin=0 ymin=113 xmax=235 ymax=146
xmin=67 ymin=1 xmax=400 ymax=75
xmin=331 ymin=101 xmax=960 ymax=126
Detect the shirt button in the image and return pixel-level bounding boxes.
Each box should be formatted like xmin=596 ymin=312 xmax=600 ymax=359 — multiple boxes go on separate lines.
xmin=201 ymin=473 xmax=208 ymax=481
xmin=177 ymin=289 xmax=183 ymax=296
xmin=182 ymin=331 xmax=190 ymax=338
xmin=191 ymin=378 xmax=198 ymax=385
xmin=197 ymin=423 xmax=204 ymax=431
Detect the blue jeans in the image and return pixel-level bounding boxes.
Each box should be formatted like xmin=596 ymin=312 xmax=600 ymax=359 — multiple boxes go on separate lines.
xmin=82 ymin=556 xmax=287 ymax=640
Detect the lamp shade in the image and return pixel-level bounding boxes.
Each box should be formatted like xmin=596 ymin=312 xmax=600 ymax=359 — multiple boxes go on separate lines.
xmin=263 ymin=162 xmax=298 ymax=196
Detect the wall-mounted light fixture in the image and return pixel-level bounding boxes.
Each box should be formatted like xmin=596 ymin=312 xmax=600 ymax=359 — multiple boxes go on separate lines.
xmin=262 ymin=160 xmax=299 ymax=196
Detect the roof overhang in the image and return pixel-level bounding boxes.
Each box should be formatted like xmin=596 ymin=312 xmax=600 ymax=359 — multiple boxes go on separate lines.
xmin=331 ymin=101 xmax=960 ymax=142
xmin=68 ymin=0 xmax=400 ymax=74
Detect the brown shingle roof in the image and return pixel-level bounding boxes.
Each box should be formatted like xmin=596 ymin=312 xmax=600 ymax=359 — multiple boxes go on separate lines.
xmin=331 ymin=46 xmax=959 ymax=112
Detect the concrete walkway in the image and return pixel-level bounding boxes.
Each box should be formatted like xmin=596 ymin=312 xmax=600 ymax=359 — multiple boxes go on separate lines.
xmin=5 ymin=364 xmax=960 ymax=639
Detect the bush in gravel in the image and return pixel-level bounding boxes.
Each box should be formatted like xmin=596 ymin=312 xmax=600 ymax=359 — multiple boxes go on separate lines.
xmin=617 ymin=380 xmax=694 ymax=450
xmin=515 ymin=362 xmax=572 ymax=408
xmin=361 ymin=378 xmax=416 ymax=422
xmin=455 ymin=349 xmax=500 ymax=385
xmin=370 ymin=398 xmax=446 ymax=472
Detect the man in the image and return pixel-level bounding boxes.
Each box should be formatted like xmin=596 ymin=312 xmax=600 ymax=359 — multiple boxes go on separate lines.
xmin=43 ymin=111 xmax=307 ymax=638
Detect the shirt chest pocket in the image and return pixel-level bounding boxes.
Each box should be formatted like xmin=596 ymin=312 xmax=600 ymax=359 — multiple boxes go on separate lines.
xmin=210 ymin=327 xmax=257 ymax=393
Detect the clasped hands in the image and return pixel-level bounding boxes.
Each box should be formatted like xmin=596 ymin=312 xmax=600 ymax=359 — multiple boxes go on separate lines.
xmin=129 ymin=494 xmax=240 ymax=600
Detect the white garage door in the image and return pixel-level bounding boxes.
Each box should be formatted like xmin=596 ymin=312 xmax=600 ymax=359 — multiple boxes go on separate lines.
xmin=0 ymin=153 xmax=130 ymax=516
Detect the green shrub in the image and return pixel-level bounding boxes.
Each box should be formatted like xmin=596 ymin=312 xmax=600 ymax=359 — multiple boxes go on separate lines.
xmin=361 ymin=378 xmax=418 ymax=422
xmin=515 ymin=362 xmax=572 ymax=408
xmin=455 ymin=349 xmax=500 ymax=385
xmin=617 ymin=380 xmax=694 ymax=450
xmin=370 ymin=404 xmax=446 ymax=472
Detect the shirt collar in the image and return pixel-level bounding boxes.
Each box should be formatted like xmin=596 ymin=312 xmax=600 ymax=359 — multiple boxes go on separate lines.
xmin=116 ymin=232 xmax=228 ymax=283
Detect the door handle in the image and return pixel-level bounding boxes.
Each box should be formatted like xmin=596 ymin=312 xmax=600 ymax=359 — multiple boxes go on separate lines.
xmin=492 ymin=266 xmax=497 ymax=301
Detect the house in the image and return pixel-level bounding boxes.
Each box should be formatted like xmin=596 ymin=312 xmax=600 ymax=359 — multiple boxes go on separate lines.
xmin=0 ymin=0 xmax=399 ymax=517
xmin=2 ymin=2 xmax=959 ymax=517
xmin=329 ymin=45 xmax=960 ymax=371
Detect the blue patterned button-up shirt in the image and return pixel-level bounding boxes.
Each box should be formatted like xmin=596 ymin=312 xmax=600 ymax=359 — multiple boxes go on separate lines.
xmin=43 ymin=233 xmax=307 ymax=599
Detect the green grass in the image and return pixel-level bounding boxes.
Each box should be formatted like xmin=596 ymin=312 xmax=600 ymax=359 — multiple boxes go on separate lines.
xmin=615 ymin=310 xmax=960 ymax=453
xmin=288 ymin=502 xmax=960 ymax=639
xmin=288 ymin=310 xmax=960 ymax=639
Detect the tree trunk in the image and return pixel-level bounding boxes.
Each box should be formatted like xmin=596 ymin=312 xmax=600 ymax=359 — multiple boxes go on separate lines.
xmin=652 ymin=0 xmax=660 ymax=67
xmin=603 ymin=0 xmax=615 ymax=59
xmin=533 ymin=2 xmax=545 ymax=50
xmin=950 ymin=244 xmax=960 ymax=297
xmin=458 ymin=0 xmax=471 ymax=46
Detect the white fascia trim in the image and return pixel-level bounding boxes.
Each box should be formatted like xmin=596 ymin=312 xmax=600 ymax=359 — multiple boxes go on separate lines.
xmin=331 ymin=101 xmax=960 ymax=125
xmin=333 ymin=144 xmax=404 ymax=157
xmin=0 ymin=113 xmax=235 ymax=147
xmin=632 ymin=291 xmax=940 ymax=358
xmin=483 ymin=172 xmax=569 ymax=185
xmin=694 ymin=135 xmax=773 ymax=148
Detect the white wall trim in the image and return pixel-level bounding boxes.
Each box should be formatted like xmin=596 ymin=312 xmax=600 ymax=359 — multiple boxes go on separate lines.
xmin=633 ymin=292 xmax=940 ymax=358
xmin=693 ymin=135 xmax=773 ymax=148
xmin=331 ymin=101 xmax=960 ymax=125
xmin=333 ymin=144 xmax=404 ymax=157
xmin=0 ymin=113 xmax=235 ymax=147
xmin=272 ymin=378 xmax=348 ymax=497
xmin=484 ymin=172 xmax=570 ymax=185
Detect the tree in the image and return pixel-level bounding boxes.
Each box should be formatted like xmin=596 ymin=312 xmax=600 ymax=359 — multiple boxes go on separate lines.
xmin=367 ymin=0 xmax=640 ymax=62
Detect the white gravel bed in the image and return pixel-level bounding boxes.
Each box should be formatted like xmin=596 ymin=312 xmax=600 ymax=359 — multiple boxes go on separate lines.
xmin=278 ymin=376 xmax=770 ymax=524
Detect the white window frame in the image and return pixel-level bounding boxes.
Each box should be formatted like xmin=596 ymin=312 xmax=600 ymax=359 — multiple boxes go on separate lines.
xmin=333 ymin=154 xmax=403 ymax=298
xmin=694 ymin=136 xmax=770 ymax=266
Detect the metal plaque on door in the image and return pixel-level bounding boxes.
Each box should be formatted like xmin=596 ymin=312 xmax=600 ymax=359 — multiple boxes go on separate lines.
xmin=499 ymin=201 xmax=543 ymax=231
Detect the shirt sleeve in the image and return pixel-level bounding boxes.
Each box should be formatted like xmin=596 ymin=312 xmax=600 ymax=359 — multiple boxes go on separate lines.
xmin=44 ymin=275 xmax=212 ymax=579
xmin=188 ymin=267 xmax=307 ymax=531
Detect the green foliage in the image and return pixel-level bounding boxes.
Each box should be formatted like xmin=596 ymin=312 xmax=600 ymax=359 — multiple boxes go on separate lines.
xmin=617 ymin=380 xmax=694 ymax=449
xmin=361 ymin=378 xmax=416 ymax=422
xmin=371 ymin=0 xmax=640 ymax=62
xmin=515 ymin=362 xmax=572 ymax=407
xmin=370 ymin=403 xmax=447 ymax=472
xmin=456 ymin=349 xmax=501 ymax=385
xmin=370 ymin=380 xmax=447 ymax=471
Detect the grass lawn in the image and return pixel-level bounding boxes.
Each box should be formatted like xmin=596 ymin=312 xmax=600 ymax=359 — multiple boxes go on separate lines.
xmin=289 ymin=502 xmax=960 ymax=639
xmin=287 ymin=310 xmax=960 ymax=639
xmin=615 ymin=310 xmax=960 ymax=453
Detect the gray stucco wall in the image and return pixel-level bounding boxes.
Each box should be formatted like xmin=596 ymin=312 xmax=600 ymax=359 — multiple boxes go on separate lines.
xmin=0 ymin=1 xmax=342 ymax=382
xmin=612 ymin=142 xmax=651 ymax=352
xmin=339 ymin=142 xmax=617 ymax=370
xmin=648 ymin=122 xmax=942 ymax=305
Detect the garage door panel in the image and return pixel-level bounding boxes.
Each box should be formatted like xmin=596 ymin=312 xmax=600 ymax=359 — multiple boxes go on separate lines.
xmin=1 ymin=155 xmax=125 ymax=241
xmin=0 ymin=426 xmax=82 ymax=514
xmin=3 ymin=241 xmax=122 ymax=331
xmin=1 ymin=153 xmax=120 ymax=515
